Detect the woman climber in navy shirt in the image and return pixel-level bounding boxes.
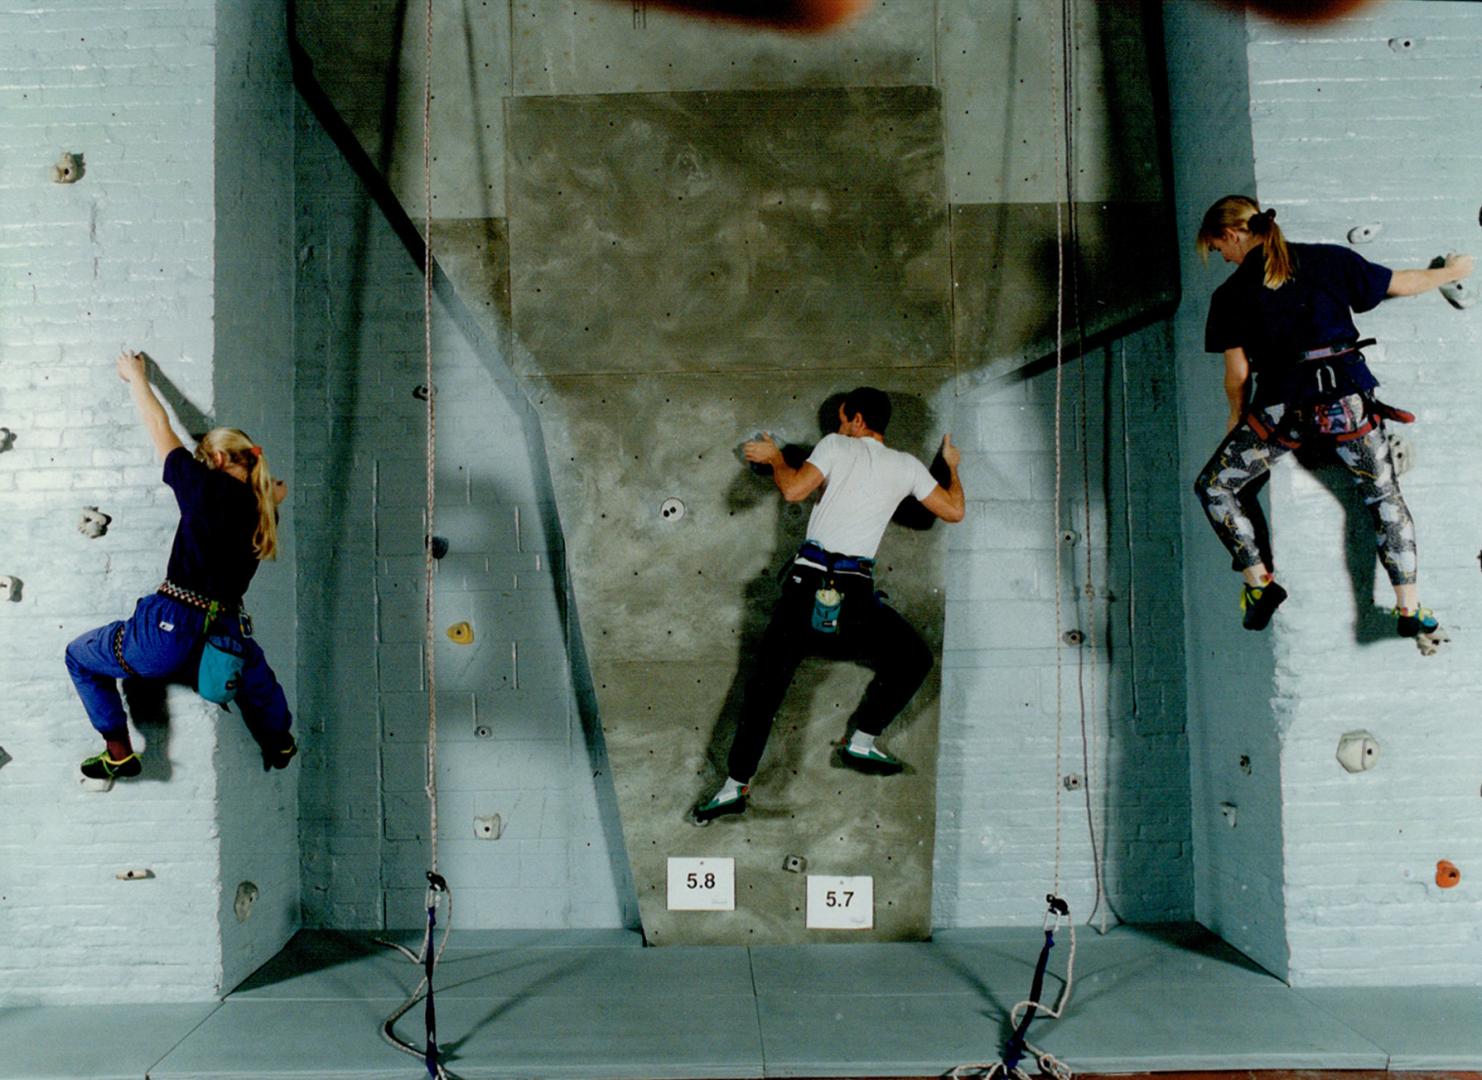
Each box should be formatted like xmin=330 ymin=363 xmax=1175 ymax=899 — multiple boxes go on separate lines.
xmin=1193 ymin=195 xmax=1473 ymax=648
xmin=65 ymin=350 xmax=297 ymax=782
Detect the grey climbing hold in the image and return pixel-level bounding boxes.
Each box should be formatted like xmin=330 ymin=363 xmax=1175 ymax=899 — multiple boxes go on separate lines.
xmin=115 ymin=868 xmax=155 ymax=881
xmin=0 ymin=427 xmax=14 ymax=452
xmin=1387 ymin=36 xmax=1419 ymax=54
xmin=0 ymin=746 xmax=11 ymax=772
xmin=234 ymin=881 xmax=259 ymax=922
xmin=1347 ymin=223 xmax=1382 ymax=245
xmin=0 ymin=575 xmax=20 ymax=601
xmin=78 ymin=507 xmax=111 ymax=539
xmin=1387 ymin=431 xmax=1413 ymax=476
xmin=1062 ymin=628 xmax=1084 ymax=646
xmin=1062 ymin=774 xmax=1083 ymax=791
xmin=1440 ymin=278 xmax=1476 ymax=310
xmin=782 ymin=854 xmax=807 ymax=874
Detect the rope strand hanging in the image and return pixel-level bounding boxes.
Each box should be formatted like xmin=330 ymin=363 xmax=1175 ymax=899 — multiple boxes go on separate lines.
xmin=377 ymin=0 xmax=454 ymax=1075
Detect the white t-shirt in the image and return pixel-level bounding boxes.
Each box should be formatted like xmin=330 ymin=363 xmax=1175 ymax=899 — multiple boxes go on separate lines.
xmin=802 ymin=433 xmax=938 ymax=559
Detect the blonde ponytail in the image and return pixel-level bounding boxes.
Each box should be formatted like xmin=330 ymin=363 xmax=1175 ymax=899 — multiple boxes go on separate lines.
xmin=196 ymin=427 xmax=279 ymax=560
xmin=1196 ymin=194 xmax=1294 ymax=289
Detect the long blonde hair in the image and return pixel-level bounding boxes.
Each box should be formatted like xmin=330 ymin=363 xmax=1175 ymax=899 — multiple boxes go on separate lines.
xmin=1196 ymin=194 xmax=1294 ymax=289
xmin=196 ymin=427 xmax=278 ymax=560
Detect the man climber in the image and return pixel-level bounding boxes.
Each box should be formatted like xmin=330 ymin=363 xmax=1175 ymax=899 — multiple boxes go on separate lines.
xmin=694 ymin=387 xmax=965 ymax=823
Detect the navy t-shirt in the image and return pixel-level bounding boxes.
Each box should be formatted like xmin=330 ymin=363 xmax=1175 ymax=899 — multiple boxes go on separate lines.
xmin=163 ymin=447 xmax=261 ymax=604
xmin=1205 ymin=242 xmax=1392 ymax=407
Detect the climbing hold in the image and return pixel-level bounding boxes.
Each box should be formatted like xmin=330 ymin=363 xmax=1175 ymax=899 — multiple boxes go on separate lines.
xmin=50 ymin=151 xmax=83 ymax=183
xmin=1387 ymin=36 xmax=1419 ymax=54
xmin=234 ymin=881 xmax=259 ymax=922
xmin=660 ymin=497 xmax=686 ymax=522
xmin=0 ymin=746 xmax=11 ymax=772
xmin=1062 ymin=774 xmax=1083 ymax=791
xmin=1436 ymin=859 xmax=1461 ymax=888
xmin=782 ymin=854 xmax=807 ymax=874
xmin=0 ymin=576 xmax=19 ymax=602
xmin=1347 ymin=223 xmax=1382 ymax=245
xmin=474 ymin=724 xmax=492 ymax=739
xmin=473 ymin=815 xmax=502 ymax=840
xmin=1219 ymin=802 xmax=1238 ymax=828
xmin=428 ymin=535 xmax=449 ymax=559
xmin=1336 ymin=730 xmax=1380 ymax=773
xmin=1386 ymin=431 xmax=1413 ymax=476
xmin=1239 ymin=754 xmax=1252 ymax=776
xmin=413 ymin=384 xmax=433 ymax=401
xmin=115 ymin=868 xmax=155 ymax=881
xmin=77 ymin=507 xmax=111 ymax=539
xmin=0 ymin=427 xmax=14 ymax=452
xmin=446 ymin=621 xmax=473 ymax=644
xmin=1061 ymin=629 xmax=1084 ymax=646
xmin=1440 ymin=277 xmax=1476 ymax=310
xmin=1059 ymin=529 xmax=1079 ymax=546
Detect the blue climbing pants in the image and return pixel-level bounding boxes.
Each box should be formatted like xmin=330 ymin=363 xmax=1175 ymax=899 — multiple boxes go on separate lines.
xmin=65 ymin=593 xmax=292 ymax=742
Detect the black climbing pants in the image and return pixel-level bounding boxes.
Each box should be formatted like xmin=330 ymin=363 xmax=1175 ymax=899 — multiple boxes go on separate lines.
xmin=727 ymin=562 xmax=933 ymax=783
xmin=1194 ymin=397 xmax=1418 ymax=587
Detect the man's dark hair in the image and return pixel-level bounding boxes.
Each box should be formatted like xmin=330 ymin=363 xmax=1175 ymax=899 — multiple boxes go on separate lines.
xmin=843 ymin=386 xmax=891 ymax=434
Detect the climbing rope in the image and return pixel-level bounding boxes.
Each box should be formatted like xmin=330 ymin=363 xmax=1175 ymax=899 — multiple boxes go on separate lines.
xmin=377 ymin=0 xmax=453 ymax=1076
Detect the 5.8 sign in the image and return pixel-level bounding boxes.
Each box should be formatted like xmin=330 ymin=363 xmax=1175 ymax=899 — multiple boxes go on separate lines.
xmin=667 ymin=858 xmax=735 ymax=911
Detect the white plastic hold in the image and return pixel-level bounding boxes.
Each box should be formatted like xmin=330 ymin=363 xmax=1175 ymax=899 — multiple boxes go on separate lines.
xmin=1387 ymin=36 xmax=1420 ymax=54
xmin=1336 ymin=730 xmax=1380 ymax=773
xmin=659 ymin=497 xmax=686 ymax=522
xmin=473 ymin=814 xmax=502 ymax=840
xmin=1440 ymin=277 xmax=1476 ymax=310
xmin=78 ymin=506 xmax=111 ymax=539
xmin=1347 ymin=223 xmax=1382 ymax=245
xmin=115 ymin=868 xmax=154 ymax=881
xmin=1219 ymin=802 xmax=1238 ymax=828
xmin=51 ymin=151 xmax=83 ymax=183
xmin=0 ymin=576 xmax=19 ymax=601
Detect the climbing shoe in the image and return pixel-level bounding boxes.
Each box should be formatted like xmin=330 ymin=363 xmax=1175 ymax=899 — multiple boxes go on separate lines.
xmin=261 ymin=733 xmax=298 ymax=772
xmin=692 ymin=786 xmax=748 ymax=825
xmin=838 ymin=744 xmax=906 ymax=775
xmin=80 ymin=752 xmax=141 ymax=782
xmin=1395 ymin=607 xmax=1449 ymax=655
xmin=1240 ymin=581 xmax=1287 ymax=631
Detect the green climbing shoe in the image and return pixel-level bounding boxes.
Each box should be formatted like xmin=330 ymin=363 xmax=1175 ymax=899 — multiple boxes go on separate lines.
xmin=80 ymin=752 xmax=142 ymax=782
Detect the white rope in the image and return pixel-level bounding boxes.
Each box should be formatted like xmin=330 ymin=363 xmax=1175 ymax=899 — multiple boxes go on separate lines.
xmin=378 ymin=1 xmax=451 ymax=1075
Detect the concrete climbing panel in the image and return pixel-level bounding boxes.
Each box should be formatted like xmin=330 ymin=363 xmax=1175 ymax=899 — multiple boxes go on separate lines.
xmin=528 ymin=373 xmax=946 ymax=943
xmin=511 ymin=0 xmax=935 ymax=97
xmin=938 ymin=0 xmax=1164 ymax=205
xmin=505 ymin=86 xmax=951 ymax=378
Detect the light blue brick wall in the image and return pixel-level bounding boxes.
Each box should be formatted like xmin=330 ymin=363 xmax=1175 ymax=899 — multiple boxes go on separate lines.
xmin=293 ymin=101 xmax=636 ymax=930
xmin=934 ymin=319 xmax=1194 ymax=927
xmin=1243 ymin=0 xmax=1482 ymax=985
xmin=1163 ymin=0 xmax=1289 ymax=979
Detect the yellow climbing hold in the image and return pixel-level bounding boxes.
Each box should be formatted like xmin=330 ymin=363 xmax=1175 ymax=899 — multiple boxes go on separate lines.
xmin=446 ymin=621 xmax=474 ymax=645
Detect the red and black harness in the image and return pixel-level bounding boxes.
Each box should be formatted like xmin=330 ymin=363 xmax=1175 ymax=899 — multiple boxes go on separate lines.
xmin=1244 ymin=338 xmax=1414 ymax=449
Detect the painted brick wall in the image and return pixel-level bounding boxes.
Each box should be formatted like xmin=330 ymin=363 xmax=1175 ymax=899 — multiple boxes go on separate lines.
xmin=212 ymin=0 xmax=299 ymax=991
xmin=934 ymin=319 xmax=1194 ymax=927
xmin=1162 ymin=0 xmax=1289 ymax=978
xmin=0 ymin=0 xmax=256 ymax=1003
xmin=294 ymin=101 xmax=636 ymax=930
xmin=1243 ymin=1 xmax=1482 ymax=985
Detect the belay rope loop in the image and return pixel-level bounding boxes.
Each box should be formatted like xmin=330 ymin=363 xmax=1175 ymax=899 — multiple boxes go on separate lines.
xmin=377 ymin=0 xmax=453 ymax=1076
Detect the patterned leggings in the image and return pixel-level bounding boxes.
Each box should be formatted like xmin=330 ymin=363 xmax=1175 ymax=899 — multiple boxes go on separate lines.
xmin=1194 ymin=401 xmax=1418 ymax=587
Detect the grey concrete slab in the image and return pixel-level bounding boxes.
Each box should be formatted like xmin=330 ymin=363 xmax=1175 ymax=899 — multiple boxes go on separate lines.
xmin=527 ymin=373 xmax=947 ymax=946
xmin=506 ymin=88 xmax=951 ymax=378
xmin=751 ymin=940 xmax=1034 ymax=999
xmin=1297 ymin=986 xmax=1482 ymax=1070
xmin=512 ymin=0 xmax=934 ymax=97
xmin=0 ymin=1004 xmax=217 ymax=1080
xmin=938 ymin=0 xmax=1164 ymax=204
xmin=1036 ymin=984 xmax=1388 ymax=1072
xmin=950 ymin=201 xmax=1178 ymax=384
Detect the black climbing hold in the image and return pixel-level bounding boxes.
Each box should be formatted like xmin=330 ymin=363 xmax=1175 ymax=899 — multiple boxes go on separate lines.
xmin=429 ymin=536 xmax=449 ymax=559
xmin=413 ymin=384 xmax=431 ymax=401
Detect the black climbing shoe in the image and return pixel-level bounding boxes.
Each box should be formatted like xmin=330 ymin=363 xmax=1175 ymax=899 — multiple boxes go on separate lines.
xmin=1395 ymin=607 xmax=1440 ymax=638
xmin=693 ymin=787 xmax=748 ymax=824
xmin=838 ymin=744 xmax=906 ymax=775
xmin=1240 ymin=582 xmax=1287 ymax=631
xmin=80 ymin=752 xmax=142 ymax=782
xmin=261 ymin=733 xmax=298 ymax=772
xmin=1395 ymin=607 xmax=1448 ymax=656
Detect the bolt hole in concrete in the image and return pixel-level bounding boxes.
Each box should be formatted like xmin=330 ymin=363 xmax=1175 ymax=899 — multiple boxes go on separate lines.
xmin=234 ymin=881 xmax=259 ymax=922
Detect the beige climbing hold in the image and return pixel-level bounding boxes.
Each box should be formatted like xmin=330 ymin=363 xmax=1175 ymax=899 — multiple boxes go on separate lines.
xmin=447 ymin=621 xmax=474 ymax=645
